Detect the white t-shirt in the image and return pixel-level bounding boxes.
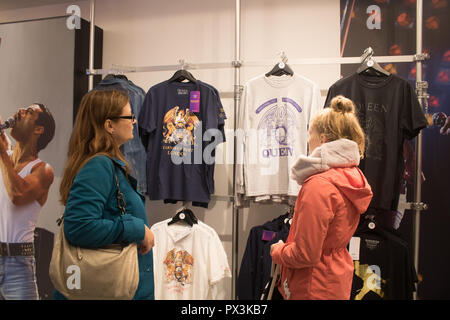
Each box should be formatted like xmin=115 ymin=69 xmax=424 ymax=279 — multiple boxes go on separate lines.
xmin=236 ymin=74 xmax=322 ymax=200
xmin=0 ymin=156 xmax=43 ymax=243
xmin=151 ymin=219 xmax=231 ymax=300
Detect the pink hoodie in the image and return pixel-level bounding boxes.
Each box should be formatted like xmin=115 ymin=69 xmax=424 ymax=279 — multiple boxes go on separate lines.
xmin=271 ymin=139 xmax=373 ymax=300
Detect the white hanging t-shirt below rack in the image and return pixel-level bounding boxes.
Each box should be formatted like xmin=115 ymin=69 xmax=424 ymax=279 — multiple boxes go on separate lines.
xmin=151 ymin=219 xmax=231 ymax=300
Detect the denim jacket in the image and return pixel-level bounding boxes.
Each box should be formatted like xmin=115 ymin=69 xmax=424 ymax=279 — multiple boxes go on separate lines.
xmin=54 ymin=155 xmax=154 ymax=300
xmin=95 ymin=77 xmax=147 ymax=193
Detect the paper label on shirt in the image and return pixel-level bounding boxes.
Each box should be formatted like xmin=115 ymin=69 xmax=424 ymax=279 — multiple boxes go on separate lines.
xmin=349 ymin=237 xmax=361 ymax=261
xmin=177 ymin=88 xmax=189 ymax=95
xmin=189 ymin=91 xmax=200 ymax=113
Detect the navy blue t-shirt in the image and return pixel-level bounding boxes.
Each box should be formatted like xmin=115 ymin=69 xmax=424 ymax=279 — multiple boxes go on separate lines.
xmin=138 ymin=80 xmax=226 ymax=205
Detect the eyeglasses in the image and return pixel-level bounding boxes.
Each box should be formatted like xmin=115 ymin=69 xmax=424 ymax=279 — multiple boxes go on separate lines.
xmin=111 ymin=114 xmax=136 ymax=121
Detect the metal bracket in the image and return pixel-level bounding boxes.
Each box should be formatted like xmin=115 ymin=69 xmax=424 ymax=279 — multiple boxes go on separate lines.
xmin=416 ymin=80 xmax=430 ymax=113
xmin=414 ymin=53 xmax=430 ymax=61
xmin=234 ymin=84 xmax=244 ymax=101
xmin=232 ymin=60 xmax=243 ymax=68
xmin=416 ymin=81 xmax=429 ymax=98
xmin=405 ymin=202 xmax=428 ymax=211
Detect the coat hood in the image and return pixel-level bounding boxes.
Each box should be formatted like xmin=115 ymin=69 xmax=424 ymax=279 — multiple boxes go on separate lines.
xmin=290 ymin=139 xmax=372 ymax=214
xmin=290 ymin=139 xmax=361 ymax=184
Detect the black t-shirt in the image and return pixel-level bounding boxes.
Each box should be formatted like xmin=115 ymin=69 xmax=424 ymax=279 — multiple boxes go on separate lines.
xmin=138 ymin=80 xmax=226 ymax=205
xmin=350 ymin=229 xmax=417 ymax=300
xmin=325 ymin=73 xmax=428 ymax=210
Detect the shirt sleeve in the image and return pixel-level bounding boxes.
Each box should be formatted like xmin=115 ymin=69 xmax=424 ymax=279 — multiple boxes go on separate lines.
xmin=324 ymin=84 xmax=336 ymax=108
xmin=138 ymin=88 xmax=157 ymax=150
xmin=214 ymin=88 xmax=227 ymax=143
xmin=309 ymin=83 xmax=323 ymax=124
xmin=401 ymin=81 xmax=428 ymax=140
xmin=208 ymin=230 xmax=231 ymax=286
xmin=271 ymin=177 xmax=338 ymax=268
xmin=203 ymin=86 xmax=226 ymax=195
xmin=63 ymin=156 xmax=145 ymax=248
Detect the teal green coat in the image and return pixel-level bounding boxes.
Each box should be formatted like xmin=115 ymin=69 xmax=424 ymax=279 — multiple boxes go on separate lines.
xmin=54 ymin=155 xmax=154 ymax=300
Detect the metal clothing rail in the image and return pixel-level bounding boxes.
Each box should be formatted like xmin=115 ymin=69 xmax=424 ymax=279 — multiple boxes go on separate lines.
xmin=87 ymin=61 xmax=235 ymax=76
xmin=87 ymin=55 xmax=418 ymax=76
xmin=86 ymin=0 xmax=427 ymax=300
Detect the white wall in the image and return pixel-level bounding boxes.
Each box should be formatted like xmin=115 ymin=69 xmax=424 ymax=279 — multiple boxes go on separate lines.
xmin=0 ymin=0 xmax=341 ymax=299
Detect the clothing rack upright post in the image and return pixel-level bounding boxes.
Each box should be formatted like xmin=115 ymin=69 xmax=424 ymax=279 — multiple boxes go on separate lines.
xmin=86 ymin=0 xmax=427 ymax=300
xmin=88 ymin=0 xmax=95 ymax=91
xmin=413 ymin=0 xmax=427 ymax=301
xmin=231 ymin=0 xmax=242 ymax=299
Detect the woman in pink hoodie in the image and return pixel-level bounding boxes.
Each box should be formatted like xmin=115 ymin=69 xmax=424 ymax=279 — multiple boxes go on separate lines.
xmin=270 ymin=95 xmax=373 ymax=300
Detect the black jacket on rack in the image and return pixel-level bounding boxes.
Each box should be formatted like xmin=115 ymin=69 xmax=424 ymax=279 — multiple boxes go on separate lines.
xmin=237 ymin=213 xmax=291 ymax=300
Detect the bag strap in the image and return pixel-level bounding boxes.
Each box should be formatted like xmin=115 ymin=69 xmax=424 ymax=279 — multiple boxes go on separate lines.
xmin=112 ymin=162 xmax=127 ymax=215
xmin=57 ymin=158 xmax=127 ymax=226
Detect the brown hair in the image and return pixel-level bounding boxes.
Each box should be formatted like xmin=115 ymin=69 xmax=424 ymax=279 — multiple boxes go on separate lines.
xmin=311 ymin=95 xmax=366 ymax=158
xmin=34 ymin=103 xmax=56 ymax=152
xmin=59 ymin=89 xmax=130 ymax=205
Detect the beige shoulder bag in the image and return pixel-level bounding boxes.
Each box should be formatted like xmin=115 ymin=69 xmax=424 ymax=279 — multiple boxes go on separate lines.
xmin=49 ymin=163 xmax=139 ymax=300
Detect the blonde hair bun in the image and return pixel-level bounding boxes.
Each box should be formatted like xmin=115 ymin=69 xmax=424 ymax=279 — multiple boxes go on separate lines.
xmin=330 ymin=95 xmax=355 ymax=114
xmin=310 ymin=94 xmax=365 ymax=158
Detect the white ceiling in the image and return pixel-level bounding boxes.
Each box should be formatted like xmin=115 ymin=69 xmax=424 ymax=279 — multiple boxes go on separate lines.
xmin=0 ymin=0 xmax=82 ymax=11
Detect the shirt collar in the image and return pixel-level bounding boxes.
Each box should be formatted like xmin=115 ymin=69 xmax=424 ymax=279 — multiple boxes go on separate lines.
xmin=166 ymin=222 xmax=195 ymax=243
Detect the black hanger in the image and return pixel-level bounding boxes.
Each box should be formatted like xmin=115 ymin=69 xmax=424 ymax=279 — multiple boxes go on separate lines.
xmin=356 ymin=214 xmax=397 ymax=239
xmin=355 ymin=214 xmax=411 ymax=252
xmin=115 ymin=74 xmax=129 ymax=80
xmin=104 ymin=74 xmax=116 ymax=80
xmin=104 ymin=74 xmax=129 ymax=81
xmin=265 ymin=61 xmax=294 ymax=77
xmin=357 ymin=48 xmax=390 ymax=77
xmin=357 ymin=58 xmax=390 ymax=77
xmin=356 ymin=214 xmax=378 ymax=233
xmin=168 ymin=207 xmax=198 ymax=227
xmin=283 ymin=205 xmax=294 ymax=225
xmin=168 ymin=69 xmax=197 ymax=83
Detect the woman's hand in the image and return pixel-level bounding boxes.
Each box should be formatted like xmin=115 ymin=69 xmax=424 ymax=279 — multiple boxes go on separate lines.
xmin=270 ymin=240 xmax=284 ymax=255
xmin=0 ymin=117 xmax=9 ymax=157
xmin=138 ymin=225 xmax=154 ymax=255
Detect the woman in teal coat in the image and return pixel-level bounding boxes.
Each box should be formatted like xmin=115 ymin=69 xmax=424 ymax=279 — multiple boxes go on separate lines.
xmin=55 ymin=89 xmax=154 ymax=300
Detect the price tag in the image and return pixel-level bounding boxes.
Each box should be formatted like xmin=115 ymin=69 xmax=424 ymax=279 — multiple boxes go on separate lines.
xmin=349 ymin=237 xmax=361 ymax=261
xmin=262 ymin=230 xmax=276 ymax=241
xmin=189 ymin=91 xmax=200 ymax=113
